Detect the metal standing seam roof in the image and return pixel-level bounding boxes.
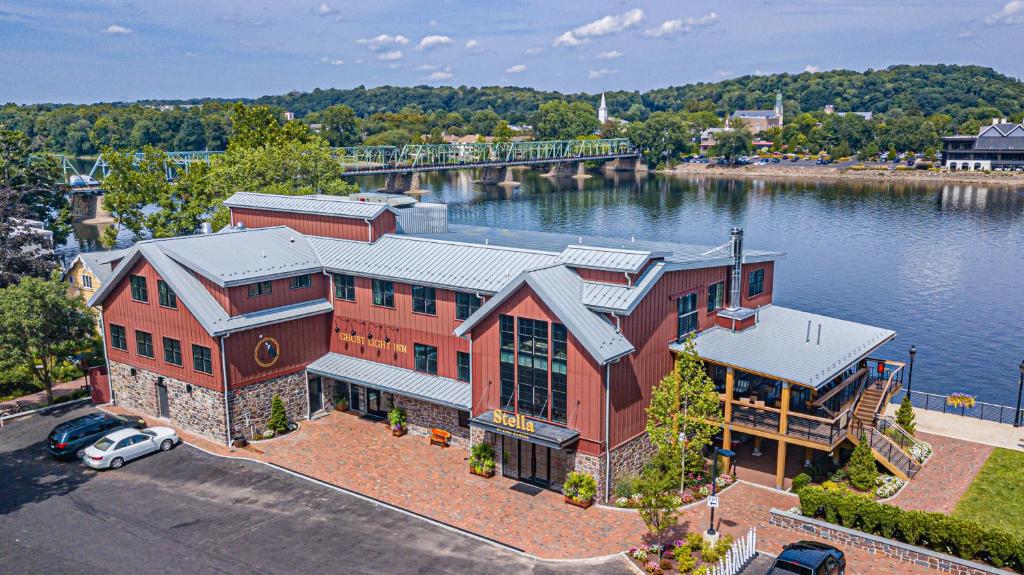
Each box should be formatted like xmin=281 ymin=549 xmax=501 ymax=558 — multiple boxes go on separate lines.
xmin=673 ymin=305 xmax=896 ymax=389
xmin=455 ymin=264 xmax=635 ymax=364
xmin=557 ymin=245 xmax=662 ymax=273
xmin=307 ymin=353 xmax=470 ymax=410
xmin=224 ymin=191 xmax=392 ymax=219
xmin=581 ymin=261 xmax=667 ymax=313
xmin=72 ymin=248 xmax=130 ymax=284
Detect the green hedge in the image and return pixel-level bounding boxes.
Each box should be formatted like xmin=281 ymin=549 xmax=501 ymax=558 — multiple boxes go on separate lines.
xmin=799 ymin=486 xmax=1024 ymax=570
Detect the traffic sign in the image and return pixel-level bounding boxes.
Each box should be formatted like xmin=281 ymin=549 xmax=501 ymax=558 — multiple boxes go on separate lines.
xmin=707 ymin=496 xmax=719 ymax=508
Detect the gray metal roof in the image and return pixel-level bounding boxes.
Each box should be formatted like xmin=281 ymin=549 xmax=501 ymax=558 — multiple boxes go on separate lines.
xmin=673 ymin=305 xmax=896 ymax=389
xmin=73 ymin=248 xmax=130 ymax=284
xmin=455 ymin=264 xmax=635 ymax=364
xmin=224 ymin=192 xmax=391 ymax=219
xmin=732 ymin=110 xmax=777 ymax=118
xmin=220 ymin=299 xmax=333 ymax=333
xmin=159 ymin=226 xmax=323 ymax=287
xmin=557 ymin=245 xmax=661 ymax=273
xmin=310 ymin=234 xmax=560 ymax=293
xmin=581 ymin=262 xmax=666 ymax=313
xmin=307 ymin=352 xmax=470 ymax=410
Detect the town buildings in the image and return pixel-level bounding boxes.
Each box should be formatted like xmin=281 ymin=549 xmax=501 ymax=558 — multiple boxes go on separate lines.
xmin=730 ymin=92 xmax=784 ymax=134
xmin=942 ymin=119 xmax=1024 ymax=171
xmin=89 ymin=192 xmax=901 ymax=499
xmin=65 ymin=249 xmax=129 ymax=302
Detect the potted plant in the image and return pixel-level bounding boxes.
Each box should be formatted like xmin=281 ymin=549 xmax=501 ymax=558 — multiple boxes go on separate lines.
xmin=388 ymin=406 xmax=407 ymax=437
xmin=563 ymin=471 xmax=597 ymax=509
xmin=469 ymin=442 xmax=496 ymax=478
xmin=335 ymin=395 xmax=349 ymax=413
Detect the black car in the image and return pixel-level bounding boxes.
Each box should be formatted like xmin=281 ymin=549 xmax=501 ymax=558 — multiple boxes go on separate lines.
xmin=47 ymin=413 xmax=147 ymax=459
xmin=769 ymin=541 xmax=845 ymax=575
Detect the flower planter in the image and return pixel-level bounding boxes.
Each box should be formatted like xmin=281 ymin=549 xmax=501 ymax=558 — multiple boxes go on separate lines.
xmin=564 ymin=495 xmax=594 ymax=509
xmin=335 ymin=404 xmax=349 ymax=413
xmin=392 ymin=427 xmax=407 ymax=437
xmin=470 ymin=467 xmax=495 ymax=479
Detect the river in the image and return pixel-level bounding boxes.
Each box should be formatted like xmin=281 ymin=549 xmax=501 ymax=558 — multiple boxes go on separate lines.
xmin=63 ymin=169 xmax=1024 ymax=405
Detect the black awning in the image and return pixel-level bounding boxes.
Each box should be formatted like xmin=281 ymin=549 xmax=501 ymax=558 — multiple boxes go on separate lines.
xmin=470 ymin=411 xmax=580 ymax=450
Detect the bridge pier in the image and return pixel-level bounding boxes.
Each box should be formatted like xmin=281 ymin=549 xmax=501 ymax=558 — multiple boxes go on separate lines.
xmin=603 ymin=157 xmax=646 ymax=172
xmin=543 ymin=161 xmax=579 ymax=179
xmin=70 ymin=192 xmax=114 ymax=224
xmin=477 ymin=166 xmax=518 ymax=187
xmin=379 ymin=172 xmax=415 ymax=194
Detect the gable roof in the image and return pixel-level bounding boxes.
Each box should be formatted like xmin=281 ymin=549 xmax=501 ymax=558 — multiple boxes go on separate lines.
xmin=454 ymin=264 xmax=635 ymax=364
xmin=68 ymin=248 xmax=130 ymax=284
xmin=224 ymin=191 xmax=392 ymax=219
xmin=558 ymin=245 xmax=663 ymax=274
xmin=732 ymin=110 xmax=778 ymax=119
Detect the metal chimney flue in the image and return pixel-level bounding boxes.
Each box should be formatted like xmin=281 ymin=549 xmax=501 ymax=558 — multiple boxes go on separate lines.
xmin=728 ymin=227 xmax=744 ymax=310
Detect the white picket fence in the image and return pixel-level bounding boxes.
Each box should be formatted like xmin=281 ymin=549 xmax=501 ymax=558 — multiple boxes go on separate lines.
xmin=708 ymin=527 xmax=757 ymax=575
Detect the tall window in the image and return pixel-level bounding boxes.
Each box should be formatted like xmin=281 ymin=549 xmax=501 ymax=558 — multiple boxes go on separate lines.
xmin=372 ymin=279 xmax=394 ymax=308
xmin=192 ymin=345 xmax=213 ymax=374
xmin=248 ymin=280 xmax=272 ymax=297
xmin=333 ymin=274 xmax=355 ymax=301
xmin=414 ymin=343 xmax=438 ymax=374
xmin=707 ymin=281 xmax=725 ymax=312
xmin=499 ymin=315 xmax=515 ymax=410
xmin=748 ymin=268 xmax=765 ymax=297
xmin=110 ymin=324 xmax=127 ymax=351
xmin=455 ymin=292 xmax=481 ymax=320
xmin=411 ymin=285 xmax=436 ymax=315
xmin=290 ymin=274 xmax=311 ymax=289
xmin=158 ymin=280 xmax=177 ymax=309
xmin=162 ymin=337 xmax=182 ymax=366
xmin=135 ymin=330 xmax=154 ymax=358
xmin=517 ymin=318 xmax=549 ymax=418
xmin=677 ymin=292 xmax=698 ymax=340
xmin=551 ymin=323 xmax=568 ymax=424
xmin=129 ymin=275 xmax=148 ymax=302
xmin=82 ymin=275 xmax=93 ymax=288
xmin=456 ymin=351 xmax=471 ymax=382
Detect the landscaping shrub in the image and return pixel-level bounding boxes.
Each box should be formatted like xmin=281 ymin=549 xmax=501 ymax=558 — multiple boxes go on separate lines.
xmin=266 ymin=395 xmax=288 ymax=433
xmin=563 ymin=471 xmax=597 ymax=503
xmin=387 ymin=406 xmax=406 ymax=431
xmin=614 ymin=474 xmax=640 ymax=499
xmin=791 ymin=472 xmax=811 ymax=493
xmin=847 ymin=434 xmax=879 ymax=490
xmin=896 ymin=395 xmax=916 ymax=435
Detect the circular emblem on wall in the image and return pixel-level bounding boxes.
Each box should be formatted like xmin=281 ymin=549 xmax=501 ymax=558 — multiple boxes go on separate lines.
xmin=254 ymin=337 xmax=280 ymax=368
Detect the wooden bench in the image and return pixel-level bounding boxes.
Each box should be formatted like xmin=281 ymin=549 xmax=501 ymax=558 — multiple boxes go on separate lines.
xmin=430 ymin=428 xmax=451 ymax=448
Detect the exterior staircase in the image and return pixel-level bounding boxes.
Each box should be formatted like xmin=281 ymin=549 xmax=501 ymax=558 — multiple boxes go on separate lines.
xmin=846 ymin=372 xmax=926 ymax=481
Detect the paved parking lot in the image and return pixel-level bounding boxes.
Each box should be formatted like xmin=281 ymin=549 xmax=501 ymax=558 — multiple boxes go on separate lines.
xmin=0 ymin=405 xmax=630 ymax=575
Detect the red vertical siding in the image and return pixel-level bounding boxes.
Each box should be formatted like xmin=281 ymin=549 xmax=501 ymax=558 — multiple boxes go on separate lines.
xmin=227 ymin=273 xmax=329 ymax=316
xmin=195 ymin=273 xmax=229 ymax=312
xmin=229 ymin=207 xmax=396 ymax=241
xmin=101 ymin=258 xmax=223 ymax=390
xmin=223 ymin=314 xmax=331 ymax=389
xmin=573 ymin=267 xmax=630 ymax=285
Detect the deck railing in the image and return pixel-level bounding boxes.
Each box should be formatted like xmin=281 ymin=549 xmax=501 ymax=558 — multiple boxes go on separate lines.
xmin=891 ymin=389 xmax=1024 ymax=426
xmin=850 ymin=416 xmax=921 ymax=478
xmin=787 ymin=411 xmax=850 ymax=445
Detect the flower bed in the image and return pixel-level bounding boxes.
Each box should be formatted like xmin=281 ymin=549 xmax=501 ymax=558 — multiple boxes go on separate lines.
xmin=627 ymin=533 xmax=734 ymax=574
xmin=615 ymin=473 xmax=734 ymax=509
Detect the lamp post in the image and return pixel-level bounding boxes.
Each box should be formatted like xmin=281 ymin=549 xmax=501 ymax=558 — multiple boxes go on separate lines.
xmin=706 ymin=446 xmax=736 ymax=542
xmin=1014 ymin=360 xmax=1024 ymax=428
xmin=907 ymin=345 xmax=917 ymax=393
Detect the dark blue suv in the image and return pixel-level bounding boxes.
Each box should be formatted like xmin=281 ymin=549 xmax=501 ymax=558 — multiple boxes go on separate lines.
xmin=769 ymin=541 xmax=846 ymax=575
xmin=47 ymin=413 xmax=147 ymax=460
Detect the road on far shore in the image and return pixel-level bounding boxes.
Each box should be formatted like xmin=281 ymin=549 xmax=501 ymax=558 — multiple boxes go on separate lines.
xmin=0 ymin=405 xmax=631 ymax=575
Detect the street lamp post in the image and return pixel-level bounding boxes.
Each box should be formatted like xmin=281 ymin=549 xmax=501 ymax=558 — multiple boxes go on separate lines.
xmin=706 ymin=447 xmax=736 ymax=541
xmin=907 ymin=345 xmax=917 ymax=393
xmin=1014 ymin=360 xmax=1024 ymax=428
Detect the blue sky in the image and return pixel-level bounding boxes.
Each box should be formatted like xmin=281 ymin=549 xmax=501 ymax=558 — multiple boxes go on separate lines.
xmin=1 ymin=0 xmax=1022 ymax=104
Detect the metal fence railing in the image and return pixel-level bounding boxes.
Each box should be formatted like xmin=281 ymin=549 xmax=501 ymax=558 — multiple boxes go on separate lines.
xmin=891 ymin=389 xmax=1023 ymax=426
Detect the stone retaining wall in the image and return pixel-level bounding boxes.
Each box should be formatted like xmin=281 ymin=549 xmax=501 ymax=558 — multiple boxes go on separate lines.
xmin=228 ymin=371 xmax=308 ymax=440
xmin=609 ymin=432 xmax=656 ymax=496
xmin=109 ymin=360 xmax=226 ymax=440
xmin=769 ymin=509 xmax=1006 ymax=575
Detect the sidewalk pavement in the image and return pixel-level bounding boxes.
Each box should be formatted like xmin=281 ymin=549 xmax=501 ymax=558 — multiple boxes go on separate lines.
xmin=0 ymin=377 xmax=88 ymax=411
xmin=884 ymin=403 xmax=1024 ymax=451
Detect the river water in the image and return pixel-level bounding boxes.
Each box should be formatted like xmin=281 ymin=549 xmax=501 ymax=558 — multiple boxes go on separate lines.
xmin=65 ymin=169 xmax=1024 ymax=405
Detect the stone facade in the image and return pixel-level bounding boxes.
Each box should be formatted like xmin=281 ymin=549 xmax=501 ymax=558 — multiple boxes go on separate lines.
xmin=608 ymin=432 xmax=656 ymax=496
xmin=228 ymin=371 xmax=308 ymax=440
xmin=109 ymin=360 xmax=226 ymax=440
xmin=471 ymin=427 xmax=503 ymax=475
xmin=392 ymin=394 xmax=470 ymax=449
xmin=573 ymin=451 xmax=606 ymax=500
xmin=769 ymin=510 xmax=1005 ymax=575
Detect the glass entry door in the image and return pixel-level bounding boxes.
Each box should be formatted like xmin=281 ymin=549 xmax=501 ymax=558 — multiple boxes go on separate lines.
xmin=366 ymin=387 xmax=386 ymax=418
xmin=501 ymin=438 xmax=551 ymax=488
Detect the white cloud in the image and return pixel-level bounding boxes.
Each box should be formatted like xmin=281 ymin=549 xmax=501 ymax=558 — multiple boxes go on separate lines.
xmin=804 ymin=64 xmax=820 ymax=73
xmin=184 ymin=51 xmax=199 ymax=58
xmin=316 ymin=3 xmax=336 ymax=15
xmin=103 ymin=24 xmax=133 ymax=35
xmin=319 ymin=56 xmax=344 ymax=65
xmin=986 ymin=1 xmax=1023 ymax=24
xmin=465 ymin=39 xmax=478 ymax=49
xmin=554 ymin=8 xmax=645 ymax=47
xmin=524 ymin=46 xmax=543 ymax=56
xmin=597 ymin=50 xmax=622 ymax=59
xmin=428 ymin=68 xmax=453 ymax=81
xmin=415 ymin=64 xmax=438 ymax=71
xmin=428 ymin=19 xmax=439 ymax=27
xmin=378 ymin=50 xmax=403 ymax=61
xmin=955 ymin=31 xmax=974 ymax=38
xmin=357 ymin=34 xmax=409 ymax=50
xmin=588 ymin=68 xmax=617 ymax=79
xmin=417 ymin=35 xmax=452 ymax=51
xmin=645 ymin=12 xmax=718 ymax=37
xmin=505 ymin=64 xmax=527 ymax=74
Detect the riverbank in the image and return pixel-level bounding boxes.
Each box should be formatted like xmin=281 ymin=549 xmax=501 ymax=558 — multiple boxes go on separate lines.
xmin=664 ymin=163 xmax=1024 ymax=187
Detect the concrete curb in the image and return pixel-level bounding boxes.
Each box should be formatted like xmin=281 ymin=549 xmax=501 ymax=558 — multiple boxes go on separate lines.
xmin=0 ymin=397 xmax=92 ymax=426
xmin=596 ymin=479 xmax=744 ymax=513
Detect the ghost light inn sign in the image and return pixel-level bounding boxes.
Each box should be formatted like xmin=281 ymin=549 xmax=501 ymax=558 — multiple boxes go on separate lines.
xmin=339 ymin=331 xmax=408 ymax=354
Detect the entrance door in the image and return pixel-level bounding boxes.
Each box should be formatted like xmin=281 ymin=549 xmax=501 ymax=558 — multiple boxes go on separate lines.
xmin=366 ymin=387 xmax=385 ymax=418
xmin=156 ymin=383 xmax=169 ymax=418
xmin=350 ymin=384 xmax=362 ymax=412
xmin=501 ymin=438 xmax=551 ymax=487
xmin=308 ymin=377 xmax=323 ymax=414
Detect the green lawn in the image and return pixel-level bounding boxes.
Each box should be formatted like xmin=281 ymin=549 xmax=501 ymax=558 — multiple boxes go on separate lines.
xmin=953 ymin=448 xmax=1024 ymax=536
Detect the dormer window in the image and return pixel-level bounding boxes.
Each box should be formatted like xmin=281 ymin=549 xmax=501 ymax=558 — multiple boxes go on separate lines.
xmin=248 ymin=280 xmax=272 ymax=297
xmin=290 ymin=274 xmax=312 ymax=290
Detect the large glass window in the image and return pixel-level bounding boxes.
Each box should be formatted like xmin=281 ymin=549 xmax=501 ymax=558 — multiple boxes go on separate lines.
xmin=110 ymin=324 xmax=127 ymax=351
xmin=414 ymin=343 xmax=438 ymax=374
xmin=162 ymin=337 xmax=182 ymax=366
xmin=457 ymin=351 xmax=471 ymax=382
xmin=707 ymin=281 xmax=725 ymax=312
xmin=677 ymin=292 xmax=699 ymax=340
xmin=192 ymin=345 xmax=213 ymax=374
xmin=748 ymin=268 xmax=765 ymax=297
xmin=551 ymin=323 xmax=568 ymax=424
xmin=129 ymin=275 xmax=148 ymax=303
xmin=135 ymin=330 xmax=154 ymax=358
xmin=247 ymin=280 xmax=272 ymax=297
xmin=455 ymin=291 xmax=481 ymax=320
xmin=499 ymin=315 xmax=515 ymax=410
xmin=333 ymin=274 xmax=355 ymax=301
xmin=290 ymin=274 xmax=311 ymax=289
xmin=517 ymin=318 xmax=549 ymax=418
xmin=372 ymin=279 xmax=394 ymax=308
xmin=411 ymin=285 xmax=436 ymax=315
xmin=158 ymin=280 xmax=177 ymax=309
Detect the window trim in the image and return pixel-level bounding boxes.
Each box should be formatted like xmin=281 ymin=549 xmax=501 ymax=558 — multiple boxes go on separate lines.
xmin=372 ymin=279 xmax=395 ymax=309
xmin=129 ymin=275 xmax=148 ymax=303
xmin=707 ymin=281 xmax=725 ymax=313
xmin=192 ymin=344 xmax=213 ymax=375
xmin=289 ymin=274 xmax=312 ymax=290
xmin=157 ymin=279 xmax=178 ymax=309
xmin=456 ymin=350 xmax=471 ymax=383
xmin=333 ymin=273 xmax=356 ymax=302
xmin=162 ymin=337 xmax=183 ymax=366
xmin=135 ymin=330 xmax=154 ymax=359
xmin=411 ymin=284 xmax=436 ymax=316
xmin=747 ymin=268 xmax=765 ymax=298
xmin=413 ymin=343 xmax=438 ymax=375
xmin=247 ymin=280 xmax=273 ymax=298
xmin=81 ymin=275 xmax=93 ymax=289
xmin=110 ymin=324 xmax=128 ymax=351
xmin=455 ymin=291 xmax=481 ymax=321
xmin=676 ymin=291 xmax=699 ymax=341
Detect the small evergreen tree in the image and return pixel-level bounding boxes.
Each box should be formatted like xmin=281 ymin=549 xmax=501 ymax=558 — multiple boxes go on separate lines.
xmin=848 ymin=433 xmax=879 ymax=491
xmin=267 ymin=394 xmax=288 ymax=433
xmin=895 ymin=395 xmax=916 ymax=436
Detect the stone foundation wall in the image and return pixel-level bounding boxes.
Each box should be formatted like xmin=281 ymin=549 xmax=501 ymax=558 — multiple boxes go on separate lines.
xmin=109 ymin=360 xmax=226 ymax=440
xmin=392 ymin=395 xmax=470 ymax=449
xmin=608 ymin=432 xmax=656 ymax=496
xmin=229 ymin=371 xmax=308 ymax=440
xmin=471 ymin=427 xmax=503 ymax=475
xmin=573 ymin=451 xmax=607 ymax=501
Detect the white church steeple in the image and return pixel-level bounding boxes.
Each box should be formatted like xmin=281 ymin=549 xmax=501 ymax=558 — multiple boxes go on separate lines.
xmin=598 ymin=92 xmax=608 ymax=124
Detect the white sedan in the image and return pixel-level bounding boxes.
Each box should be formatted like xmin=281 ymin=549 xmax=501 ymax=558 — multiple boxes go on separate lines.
xmin=83 ymin=427 xmax=179 ymax=470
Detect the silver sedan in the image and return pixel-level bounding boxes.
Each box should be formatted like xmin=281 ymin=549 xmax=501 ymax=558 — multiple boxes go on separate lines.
xmin=83 ymin=427 xmax=180 ymax=470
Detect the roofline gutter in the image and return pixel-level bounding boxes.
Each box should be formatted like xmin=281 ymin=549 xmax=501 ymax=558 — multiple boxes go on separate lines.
xmin=220 ymin=334 xmax=232 ymax=447
xmin=212 ymin=305 xmax=334 ymax=337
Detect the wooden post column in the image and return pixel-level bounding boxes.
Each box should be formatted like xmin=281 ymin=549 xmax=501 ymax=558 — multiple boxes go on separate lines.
xmin=722 ymin=367 xmax=735 ymax=467
xmin=775 ymin=382 xmax=791 ymax=489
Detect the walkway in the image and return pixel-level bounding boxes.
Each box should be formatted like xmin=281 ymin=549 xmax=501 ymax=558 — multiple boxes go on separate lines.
xmin=1 ymin=377 xmax=87 ymax=411
xmin=884 ymin=403 xmax=1024 ymax=451
xmin=886 ymin=431 xmax=993 ymax=514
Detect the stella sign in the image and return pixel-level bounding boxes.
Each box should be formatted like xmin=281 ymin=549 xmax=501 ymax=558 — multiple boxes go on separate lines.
xmin=492 ymin=410 xmax=536 ymax=433
xmin=339 ymin=332 xmax=408 ymax=353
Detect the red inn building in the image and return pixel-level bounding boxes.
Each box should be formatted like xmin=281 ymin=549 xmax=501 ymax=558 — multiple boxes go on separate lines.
xmin=89 ymin=192 xmax=906 ymax=499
